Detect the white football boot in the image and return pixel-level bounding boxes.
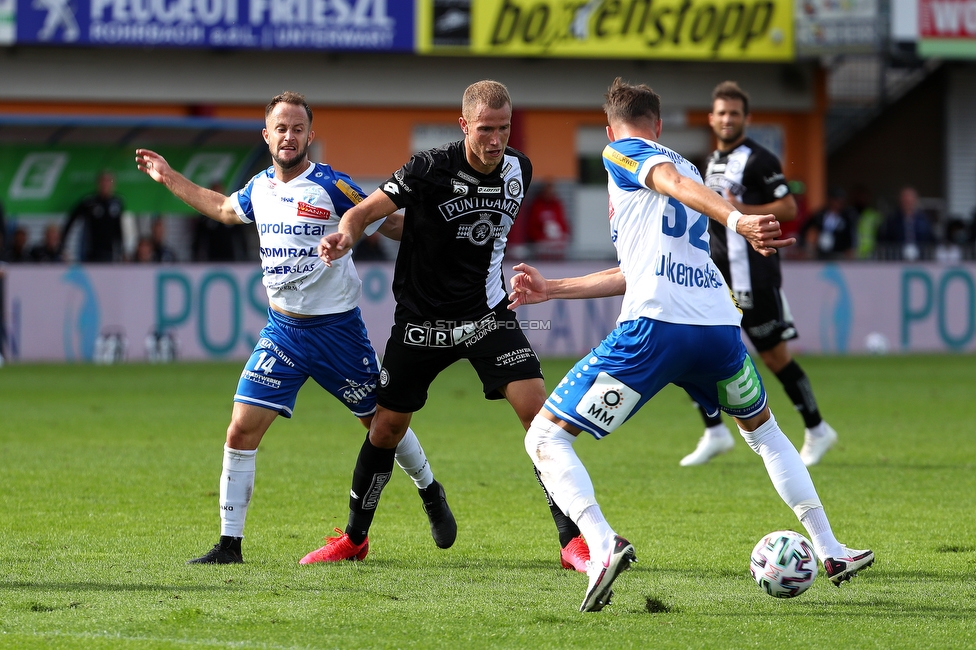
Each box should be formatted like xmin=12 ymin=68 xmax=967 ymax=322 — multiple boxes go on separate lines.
xmin=800 ymin=422 xmax=838 ymax=466
xmin=680 ymin=425 xmax=735 ymax=466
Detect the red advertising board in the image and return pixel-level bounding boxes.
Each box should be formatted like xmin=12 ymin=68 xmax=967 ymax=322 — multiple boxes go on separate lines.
xmin=920 ymin=0 xmax=976 ymax=37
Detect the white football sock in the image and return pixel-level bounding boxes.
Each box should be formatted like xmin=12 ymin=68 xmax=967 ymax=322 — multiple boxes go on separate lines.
xmin=524 ymin=414 xmax=599 ymax=522
xmin=800 ymin=507 xmax=845 ymax=560
xmin=577 ymin=504 xmax=616 ymax=562
xmin=737 ymin=413 xmax=842 ymax=553
xmin=395 ymin=427 xmax=433 ymax=490
xmin=219 ymin=445 xmax=256 ymax=538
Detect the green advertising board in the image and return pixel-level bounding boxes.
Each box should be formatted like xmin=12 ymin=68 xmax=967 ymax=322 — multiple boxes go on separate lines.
xmin=0 ymin=144 xmax=264 ymax=216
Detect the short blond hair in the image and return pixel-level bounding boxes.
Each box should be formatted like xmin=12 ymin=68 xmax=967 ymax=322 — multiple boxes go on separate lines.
xmin=462 ymin=80 xmax=512 ymax=120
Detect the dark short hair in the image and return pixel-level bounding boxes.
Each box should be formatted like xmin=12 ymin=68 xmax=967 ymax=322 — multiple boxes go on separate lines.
xmin=712 ymin=81 xmax=750 ymax=115
xmin=603 ymin=77 xmax=661 ymax=125
xmin=266 ymin=91 xmax=313 ymax=124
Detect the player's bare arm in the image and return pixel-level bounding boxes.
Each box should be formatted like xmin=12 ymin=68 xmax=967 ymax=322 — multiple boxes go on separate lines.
xmin=646 ymin=162 xmax=795 ymax=256
xmin=509 ymin=263 xmax=625 ymax=309
xmin=725 ymin=191 xmax=798 ymax=222
xmin=375 ymin=212 xmax=404 ymax=242
xmin=319 ymin=188 xmax=397 ymax=266
xmin=135 ymin=149 xmax=239 ymax=225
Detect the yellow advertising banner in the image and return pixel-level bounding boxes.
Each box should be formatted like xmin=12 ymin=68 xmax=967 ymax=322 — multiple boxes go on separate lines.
xmin=419 ymin=0 xmax=794 ymax=61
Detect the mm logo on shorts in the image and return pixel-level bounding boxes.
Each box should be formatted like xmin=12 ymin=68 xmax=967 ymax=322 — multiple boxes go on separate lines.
xmin=576 ymin=372 xmax=640 ymax=433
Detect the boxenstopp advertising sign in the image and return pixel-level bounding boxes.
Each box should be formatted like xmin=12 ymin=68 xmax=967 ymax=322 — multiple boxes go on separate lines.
xmin=14 ymin=0 xmax=413 ymax=50
xmin=419 ymin=0 xmax=794 ymax=61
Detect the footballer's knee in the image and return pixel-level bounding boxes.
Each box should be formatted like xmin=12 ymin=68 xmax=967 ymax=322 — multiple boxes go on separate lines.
xmin=524 ymin=413 xmax=576 ymax=462
xmin=367 ymin=408 xmax=410 ymax=449
xmin=225 ymin=422 xmax=262 ymax=451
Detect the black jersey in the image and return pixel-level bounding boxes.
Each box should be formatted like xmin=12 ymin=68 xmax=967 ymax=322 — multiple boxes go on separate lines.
xmin=380 ymin=140 xmax=532 ymax=323
xmin=703 ymin=137 xmax=790 ymax=292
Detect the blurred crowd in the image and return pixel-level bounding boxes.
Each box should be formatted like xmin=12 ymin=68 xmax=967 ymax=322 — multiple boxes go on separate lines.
xmin=1 ymin=173 xmax=974 ymax=265
xmin=0 ymin=172 xmax=252 ymax=265
xmin=788 ymin=184 xmax=976 ymax=263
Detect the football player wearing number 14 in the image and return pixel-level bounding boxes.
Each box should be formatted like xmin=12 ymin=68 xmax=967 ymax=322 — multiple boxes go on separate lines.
xmin=136 ymin=92 xmax=454 ymax=565
xmin=511 ymin=78 xmax=874 ymax=612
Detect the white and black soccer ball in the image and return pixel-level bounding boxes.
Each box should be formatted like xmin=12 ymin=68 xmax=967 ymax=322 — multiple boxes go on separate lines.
xmin=750 ymin=530 xmax=818 ymax=598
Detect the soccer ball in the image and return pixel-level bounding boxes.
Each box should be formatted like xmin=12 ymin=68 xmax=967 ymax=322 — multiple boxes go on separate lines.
xmin=865 ymin=332 xmax=889 ymax=354
xmin=750 ymin=530 xmax=818 ymax=598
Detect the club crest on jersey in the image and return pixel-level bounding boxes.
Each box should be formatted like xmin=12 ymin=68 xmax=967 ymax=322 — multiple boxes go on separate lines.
xmin=507 ymin=179 xmax=522 ymax=198
xmin=297 ymin=202 xmax=330 ymax=220
xmin=452 ymin=179 xmax=469 ymax=196
xmin=301 ymin=187 xmax=322 ymax=204
xmin=457 ymin=217 xmax=504 ymax=245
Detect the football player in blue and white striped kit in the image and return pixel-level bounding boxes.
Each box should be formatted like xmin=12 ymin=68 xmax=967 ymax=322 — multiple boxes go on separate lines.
xmin=136 ymin=91 xmax=454 ymax=565
xmin=512 ymin=78 xmax=874 ymax=612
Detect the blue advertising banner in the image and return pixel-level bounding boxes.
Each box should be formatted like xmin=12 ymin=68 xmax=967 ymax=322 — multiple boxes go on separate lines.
xmin=15 ymin=0 xmax=413 ymax=51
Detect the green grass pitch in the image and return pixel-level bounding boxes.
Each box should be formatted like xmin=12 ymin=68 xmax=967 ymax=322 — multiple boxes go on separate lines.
xmin=1 ymin=354 xmax=974 ymax=649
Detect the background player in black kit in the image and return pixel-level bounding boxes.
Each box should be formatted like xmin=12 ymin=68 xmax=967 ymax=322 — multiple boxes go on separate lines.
xmin=680 ymin=81 xmax=838 ymax=468
xmin=308 ymin=80 xmax=590 ymax=569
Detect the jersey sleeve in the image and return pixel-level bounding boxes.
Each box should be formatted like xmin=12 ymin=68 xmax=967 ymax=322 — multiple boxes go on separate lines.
xmin=231 ymin=170 xmax=266 ymax=224
xmin=380 ymin=151 xmax=430 ymax=210
xmin=746 ymin=148 xmax=791 ymax=204
xmin=321 ymin=167 xmax=386 ymax=236
xmin=602 ymin=139 xmax=673 ymax=191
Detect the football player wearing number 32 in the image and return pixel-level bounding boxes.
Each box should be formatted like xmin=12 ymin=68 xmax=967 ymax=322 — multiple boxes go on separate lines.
xmin=511 ymin=78 xmax=874 ymax=613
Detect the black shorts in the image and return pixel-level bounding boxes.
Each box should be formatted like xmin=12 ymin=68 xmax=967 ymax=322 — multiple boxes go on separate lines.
xmin=736 ymin=287 xmax=799 ymax=353
xmin=377 ymin=304 xmax=544 ymax=413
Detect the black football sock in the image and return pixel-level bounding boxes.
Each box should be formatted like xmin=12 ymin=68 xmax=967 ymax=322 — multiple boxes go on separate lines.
xmin=534 ymin=465 xmax=582 ymax=547
xmin=696 ymin=401 xmax=724 ymax=428
xmin=345 ymin=434 xmax=396 ymax=545
xmin=775 ymin=360 xmax=822 ymax=429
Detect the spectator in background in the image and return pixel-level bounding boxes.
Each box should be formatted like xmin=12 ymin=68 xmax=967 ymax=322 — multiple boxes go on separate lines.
xmin=30 ymin=223 xmax=65 ymax=262
xmin=61 ymin=170 xmax=125 ymax=262
xmin=850 ymin=184 xmax=882 ymax=259
xmin=524 ymin=180 xmax=570 ymax=260
xmin=149 ymin=218 xmax=177 ymax=262
xmin=0 ymin=199 xmax=6 ymax=261
xmin=192 ymin=182 xmax=247 ymax=262
xmin=8 ymin=227 xmax=31 ymax=263
xmin=134 ymin=236 xmax=155 ymax=263
xmin=800 ymin=186 xmax=858 ymax=260
xmin=937 ymin=218 xmax=972 ymax=263
xmin=876 ymin=186 xmax=935 ymax=261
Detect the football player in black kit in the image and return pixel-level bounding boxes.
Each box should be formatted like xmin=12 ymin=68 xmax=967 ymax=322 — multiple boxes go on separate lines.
xmin=680 ymin=81 xmax=838 ymax=469
xmin=306 ymin=80 xmax=590 ymax=570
